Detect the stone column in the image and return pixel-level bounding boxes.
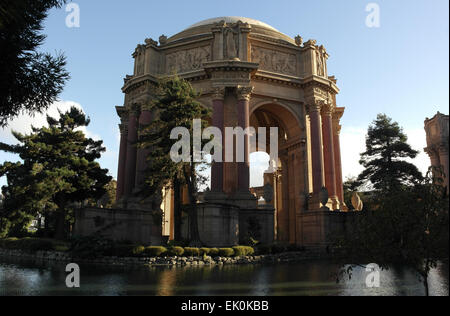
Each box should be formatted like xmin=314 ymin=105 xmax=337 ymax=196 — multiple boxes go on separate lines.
xmin=332 ymin=114 xmax=345 ymax=208
xmin=211 ymin=88 xmax=225 ymax=192
xmin=321 ymin=104 xmax=339 ymax=210
xmin=116 ymin=123 xmax=128 ymax=201
xmin=427 ymin=149 xmax=441 ymax=169
xmin=123 ymin=105 xmax=140 ymax=197
xmin=308 ymin=101 xmax=326 ymax=208
xmin=439 ymin=146 xmax=449 ymax=193
xmin=236 ymin=86 xmax=253 ymax=193
xmin=134 ymin=105 xmax=153 ymax=190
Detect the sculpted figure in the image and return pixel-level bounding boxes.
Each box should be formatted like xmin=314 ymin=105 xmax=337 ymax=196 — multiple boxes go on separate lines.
xmin=316 ymin=51 xmax=324 ymax=77
xmin=225 ymin=28 xmax=238 ymax=58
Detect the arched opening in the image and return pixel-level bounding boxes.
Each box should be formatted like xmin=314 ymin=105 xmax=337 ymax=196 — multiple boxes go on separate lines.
xmin=249 ymin=102 xmax=306 ymax=244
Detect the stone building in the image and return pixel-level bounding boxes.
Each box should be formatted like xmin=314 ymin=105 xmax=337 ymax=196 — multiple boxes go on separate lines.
xmin=74 ymin=17 xmax=350 ymax=247
xmin=424 ymin=112 xmax=449 ymax=192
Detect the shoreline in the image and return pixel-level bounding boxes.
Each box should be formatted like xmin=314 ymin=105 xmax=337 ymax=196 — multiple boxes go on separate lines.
xmin=0 ymin=247 xmax=334 ymax=267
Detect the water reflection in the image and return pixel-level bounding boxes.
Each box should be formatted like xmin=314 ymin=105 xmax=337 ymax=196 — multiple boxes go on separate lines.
xmin=0 ymin=257 xmax=448 ymax=296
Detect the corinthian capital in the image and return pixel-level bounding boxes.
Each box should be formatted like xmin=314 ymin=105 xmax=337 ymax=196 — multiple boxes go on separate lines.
xmin=237 ymin=86 xmax=254 ymax=101
xmin=306 ymin=99 xmax=324 ymax=114
xmin=321 ymin=102 xmax=334 ymax=116
xmin=212 ymin=87 xmax=226 ymax=101
xmin=119 ymin=123 xmax=128 ymax=135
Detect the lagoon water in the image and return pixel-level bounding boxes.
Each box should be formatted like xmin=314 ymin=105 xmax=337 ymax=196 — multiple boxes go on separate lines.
xmin=0 ymin=257 xmax=448 ymax=296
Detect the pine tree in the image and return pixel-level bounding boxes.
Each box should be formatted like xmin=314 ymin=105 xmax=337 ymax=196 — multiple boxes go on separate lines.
xmin=357 ymin=114 xmax=423 ymax=193
xmin=0 ymin=107 xmax=112 ymax=239
xmin=139 ymin=76 xmax=211 ymax=246
xmin=0 ymin=0 xmax=70 ymax=126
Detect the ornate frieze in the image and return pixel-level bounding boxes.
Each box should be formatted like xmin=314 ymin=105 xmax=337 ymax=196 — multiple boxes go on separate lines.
xmin=165 ymin=46 xmax=211 ymax=74
xmin=203 ymin=60 xmax=258 ymax=88
xmin=251 ymin=46 xmax=297 ymax=76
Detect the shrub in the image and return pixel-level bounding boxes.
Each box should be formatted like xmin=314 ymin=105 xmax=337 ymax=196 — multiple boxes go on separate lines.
xmin=0 ymin=238 xmax=56 ymax=252
xmin=0 ymin=237 xmax=19 ymax=249
xmin=70 ymin=235 xmax=115 ymax=258
xmin=209 ymin=248 xmax=219 ymax=256
xmin=184 ymin=247 xmax=200 ymax=257
xmin=200 ymin=248 xmax=211 ymax=256
xmin=167 ymin=246 xmax=185 ymax=257
xmin=233 ymin=246 xmax=254 ymax=257
xmin=219 ymin=248 xmax=235 ymax=257
xmin=144 ymin=246 xmax=167 ymax=257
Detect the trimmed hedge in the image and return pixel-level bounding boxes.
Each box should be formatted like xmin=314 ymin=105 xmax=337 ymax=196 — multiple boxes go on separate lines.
xmin=167 ymin=246 xmax=185 ymax=257
xmin=200 ymin=248 xmax=211 ymax=256
xmin=144 ymin=246 xmax=167 ymax=257
xmin=232 ymin=246 xmax=254 ymax=257
xmin=184 ymin=247 xmax=200 ymax=257
xmin=0 ymin=238 xmax=64 ymax=252
xmin=219 ymin=248 xmax=235 ymax=257
xmin=209 ymin=248 xmax=219 ymax=256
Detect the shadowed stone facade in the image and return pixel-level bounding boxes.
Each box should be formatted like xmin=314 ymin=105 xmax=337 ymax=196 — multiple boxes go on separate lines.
xmin=75 ymin=17 xmax=350 ymax=247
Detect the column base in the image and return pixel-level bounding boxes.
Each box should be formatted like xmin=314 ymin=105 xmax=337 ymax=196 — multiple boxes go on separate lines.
xmin=329 ymin=196 xmax=340 ymax=211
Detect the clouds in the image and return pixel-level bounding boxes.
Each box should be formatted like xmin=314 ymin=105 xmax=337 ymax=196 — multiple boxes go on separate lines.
xmin=0 ymin=100 xmax=98 ymax=144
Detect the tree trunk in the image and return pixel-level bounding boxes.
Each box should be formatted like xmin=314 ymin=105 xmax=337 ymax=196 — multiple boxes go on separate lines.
xmin=173 ymin=177 xmax=182 ymax=241
xmin=184 ymin=165 xmax=201 ymax=247
xmin=55 ymin=207 xmax=66 ymax=240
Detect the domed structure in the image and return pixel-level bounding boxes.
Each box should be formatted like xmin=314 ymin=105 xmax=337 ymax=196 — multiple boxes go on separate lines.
xmin=76 ymin=17 xmax=349 ymax=249
xmin=167 ymin=17 xmax=295 ymax=45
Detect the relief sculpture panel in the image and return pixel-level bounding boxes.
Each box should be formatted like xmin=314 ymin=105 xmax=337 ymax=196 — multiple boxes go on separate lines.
xmin=251 ymin=46 xmax=297 ymax=76
xmin=166 ymin=46 xmax=211 ymax=73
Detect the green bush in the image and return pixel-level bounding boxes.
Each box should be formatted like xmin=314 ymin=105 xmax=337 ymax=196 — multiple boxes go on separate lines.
xmin=144 ymin=246 xmax=167 ymax=257
xmin=167 ymin=246 xmax=185 ymax=257
xmin=219 ymin=248 xmax=235 ymax=257
xmin=200 ymin=248 xmax=211 ymax=256
xmin=0 ymin=237 xmax=19 ymax=249
xmin=0 ymin=238 xmax=57 ymax=252
xmin=209 ymin=248 xmax=219 ymax=256
xmin=184 ymin=247 xmax=200 ymax=256
xmin=232 ymin=246 xmax=254 ymax=257
xmin=70 ymin=235 xmax=115 ymax=258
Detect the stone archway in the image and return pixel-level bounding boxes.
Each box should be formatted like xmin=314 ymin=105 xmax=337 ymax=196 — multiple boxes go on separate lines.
xmin=249 ymin=102 xmax=307 ymax=244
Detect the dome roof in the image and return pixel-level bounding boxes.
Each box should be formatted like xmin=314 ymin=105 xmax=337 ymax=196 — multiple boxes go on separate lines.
xmin=167 ymin=17 xmax=294 ymax=44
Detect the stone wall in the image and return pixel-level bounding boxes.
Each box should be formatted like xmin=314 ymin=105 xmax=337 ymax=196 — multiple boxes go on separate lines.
xmin=73 ymin=208 xmax=162 ymax=245
xmin=297 ymin=211 xmax=356 ymax=247
xmin=195 ymin=203 xmax=240 ymax=247
xmin=239 ymin=208 xmax=275 ymax=245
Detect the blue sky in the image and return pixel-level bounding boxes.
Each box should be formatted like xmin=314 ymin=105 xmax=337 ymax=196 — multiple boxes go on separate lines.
xmin=1 ymin=0 xmax=449 ymax=188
